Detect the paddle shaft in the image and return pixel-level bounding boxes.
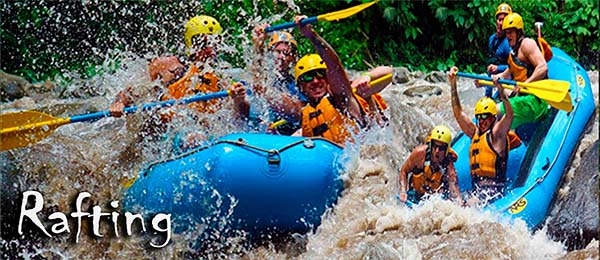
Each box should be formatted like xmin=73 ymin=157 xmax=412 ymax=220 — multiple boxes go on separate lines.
xmin=70 ymin=90 xmax=230 ymax=123
xmin=264 ymin=1 xmax=377 ymax=33
xmin=265 ymin=17 xmax=317 ymax=33
xmin=0 ymin=91 xmax=231 ymax=135
xmin=455 ymin=72 xmax=521 ymax=87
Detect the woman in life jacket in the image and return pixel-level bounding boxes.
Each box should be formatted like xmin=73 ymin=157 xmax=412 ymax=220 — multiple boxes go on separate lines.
xmin=491 ymin=12 xmax=550 ymax=130
xmin=398 ymin=125 xmax=463 ymax=205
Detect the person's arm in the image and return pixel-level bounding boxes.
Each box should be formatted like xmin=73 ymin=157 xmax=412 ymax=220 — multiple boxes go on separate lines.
xmin=496 ymin=64 xmax=508 ymax=73
xmin=398 ymin=146 xmax=424 ymax=203
xmin=522 ymin=38 xmax=548 ymax=83
xmin=229 ymin=82 xmax=250 ymax=119
xmin=352 ymin=66 xmax=393 ymax=97
xmin=448 ymin=67 xmax=477 ymax=138
xmin=496 ymin=38 xmax=512 ymax=74
xmin=446 ymin=162 xmax=464 ymax=205
xmin=491 ymin=79 xmax=512 ymax=154
xmin=250 ymin=24 xmax=270 ymax=93
xmin=267 ymin=93 xmax=304 ymax=122
xmin=295 ymin=16 xmax=363 ymax=124
xmin=109 ymin=86 xmax=134 ymax=117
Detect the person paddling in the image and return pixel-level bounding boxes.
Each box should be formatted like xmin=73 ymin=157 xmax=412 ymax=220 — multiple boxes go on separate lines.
xmin=398 ymin=125 xmax=463 ymax=205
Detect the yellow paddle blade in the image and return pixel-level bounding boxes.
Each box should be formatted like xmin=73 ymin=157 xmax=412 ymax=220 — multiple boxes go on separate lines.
xmin=317 ymin=0 xmax=379 ymax=22
xmin=547 ymin=92 xmax=573 ymax=112
xmin=515 ymin=79 xmax=570 ymax=102
xmin=1 ymin=111 xmax=70 ymax=151
xmin=478 ymin=80 xmax=573 ymax=112
xmin=478 ymin=79 xmax=569 ymax=102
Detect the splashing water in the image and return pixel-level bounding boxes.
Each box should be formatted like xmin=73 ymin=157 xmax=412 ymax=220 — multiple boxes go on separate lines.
xmin=1 ymin=1 xmax=598 ymax=259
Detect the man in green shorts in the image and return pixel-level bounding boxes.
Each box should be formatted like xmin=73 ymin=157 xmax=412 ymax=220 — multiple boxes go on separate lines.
xmin=492 ymin=12 xmax=549 ymax=129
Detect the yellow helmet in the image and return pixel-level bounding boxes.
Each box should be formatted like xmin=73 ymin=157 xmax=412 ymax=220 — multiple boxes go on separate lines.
xmin=430 ymin=125 xmax=452 ymax=146
xmin=502 ymin=12 xmax=524 ymax=31
xmin=295 ymin=54 xmax=327 ymax=81
xmin=268 ymin=31 xmax=297 ymax=50
xmin=495 ymin=3 xmax=512 ymax=17
xmin=474 ymin=97 xmax=498 ymax=116
xmin=184 ymin=15 xmax=222 ymax=48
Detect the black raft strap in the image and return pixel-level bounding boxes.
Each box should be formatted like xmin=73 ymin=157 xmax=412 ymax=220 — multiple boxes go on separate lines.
xmin=309 ymin=110 xmax=322 ymax=119
xmin=312 ymin=123 xmax=329 ymax=136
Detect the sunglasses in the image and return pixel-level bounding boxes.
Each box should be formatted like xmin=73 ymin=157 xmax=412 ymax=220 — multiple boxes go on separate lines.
xmin=299 ymin=70 xmax=326 ymax=83
xmin=431 ymin=142 xmax=448 ymax=152
xmin=475 ymin=113 xmax=493 ymax=120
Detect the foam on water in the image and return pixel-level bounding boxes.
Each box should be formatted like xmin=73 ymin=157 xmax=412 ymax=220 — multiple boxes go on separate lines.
xmin=1 ymin=2 xmax=598 ymax=259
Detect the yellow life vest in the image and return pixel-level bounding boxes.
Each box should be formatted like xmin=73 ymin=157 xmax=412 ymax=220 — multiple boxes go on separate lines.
xmin=161 ymin=65 xmax=222 ymax=113
xmin=469 ymin=130 xmax=521 ymax=182
xmin=410 ymin=147 xmax=458 ymax=197
xmin=301 ymin=96 xmax=360 ymax=145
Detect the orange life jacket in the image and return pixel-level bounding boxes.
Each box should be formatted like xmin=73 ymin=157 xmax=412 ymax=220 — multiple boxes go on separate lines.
xmin=537 ymin=37 xmax=553 ymax=62
xmin=508 ymin=37 xmax=552 ymax=82
xmin=161 ymin=65 xmax=222 ymax=113
xmin=469 ymin=130 xmax=521 ymax=182
xmin=355 ymin=93 xmax=388 ymax=126
xmin=410 ymin=146 xmax=458 ymax=196
xmin=301 ymin=95 xmax=363 ymax=145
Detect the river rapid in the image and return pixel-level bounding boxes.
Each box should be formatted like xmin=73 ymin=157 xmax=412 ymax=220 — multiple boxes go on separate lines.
xmin=1 ymin=52 xmax=597 ymax=259
xmin=1 ymin=3 xmax=599 ymax=258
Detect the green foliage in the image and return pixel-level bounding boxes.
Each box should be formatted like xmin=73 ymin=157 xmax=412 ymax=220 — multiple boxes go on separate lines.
xmin=1 ymin=0 xmax=598 ymax=83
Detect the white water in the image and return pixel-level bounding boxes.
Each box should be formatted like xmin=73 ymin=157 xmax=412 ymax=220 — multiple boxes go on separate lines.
xmin=1 ymin=2 xmax=598 ymax=258
xmin=2 ymin=63 xmax=597 ymax=259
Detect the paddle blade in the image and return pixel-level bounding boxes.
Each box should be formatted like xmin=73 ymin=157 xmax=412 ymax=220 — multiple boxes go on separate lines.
xmin=1 ymin=111 xmax=68 ymax=151
xmin=478 ymin=79 xmax=568 ymax=103
xmin=477 ymin=80 xmax=572 ymax=112
xmin=516 ymin=79 xmax=570 ymax=102
xmin=317 ymin=0 xmax=378 ymax=22
xmin=546 ymin=92 xmax=572 ymax=112
xmin=455 ymin=71 xmax=570 ymax=102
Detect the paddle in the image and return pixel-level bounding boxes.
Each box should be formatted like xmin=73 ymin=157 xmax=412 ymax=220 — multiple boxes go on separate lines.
xmin=476 ymin=79 xmax=572 ymax=112
xmin=455 ymin=72 xmax=570 ymax=103
xmin=0 ymin=90 xmax=231 ymax=151
xmin=264 ymin=0 xmax=379 ymax=33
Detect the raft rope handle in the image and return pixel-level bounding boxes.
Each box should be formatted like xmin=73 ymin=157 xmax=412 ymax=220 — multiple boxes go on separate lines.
xmin=498 ymin=95 xmax=580 ymax=213
xmin=142 ymin=137 xmax=342 ymax=174
xmin=216 ymin=136 xmax=342 ymax=155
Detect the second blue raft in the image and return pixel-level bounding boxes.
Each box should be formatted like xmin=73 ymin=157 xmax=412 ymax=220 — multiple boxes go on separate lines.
xmin=452 ymin=47 xmax=595 ymax=228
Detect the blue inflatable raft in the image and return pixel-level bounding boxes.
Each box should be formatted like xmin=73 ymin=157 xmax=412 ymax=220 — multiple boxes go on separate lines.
xmin=452 ymin=47 xmax=596 ymax=228
xmin=123 ymin=133 xmax=345 ymax=238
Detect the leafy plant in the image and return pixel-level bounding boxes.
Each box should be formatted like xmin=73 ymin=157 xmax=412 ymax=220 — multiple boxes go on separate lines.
xmin=1 ymin=0 xmax=597 ymax=83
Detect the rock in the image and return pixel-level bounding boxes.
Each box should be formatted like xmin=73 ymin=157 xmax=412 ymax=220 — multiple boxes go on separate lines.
xmin=403 ymin=84 xmax=443 ymax=97
xmin=547 ymin=140 xmax=599 ymax=250
xmin=0 ymin=71 xmax=30 ymax=101
xmin=425 ymin=71 xmax=447 ymax=83
xmin=412 ymin=71 xmax=425 ymax=79
xmin=393 ymin=67 xmax=410 ymax=84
